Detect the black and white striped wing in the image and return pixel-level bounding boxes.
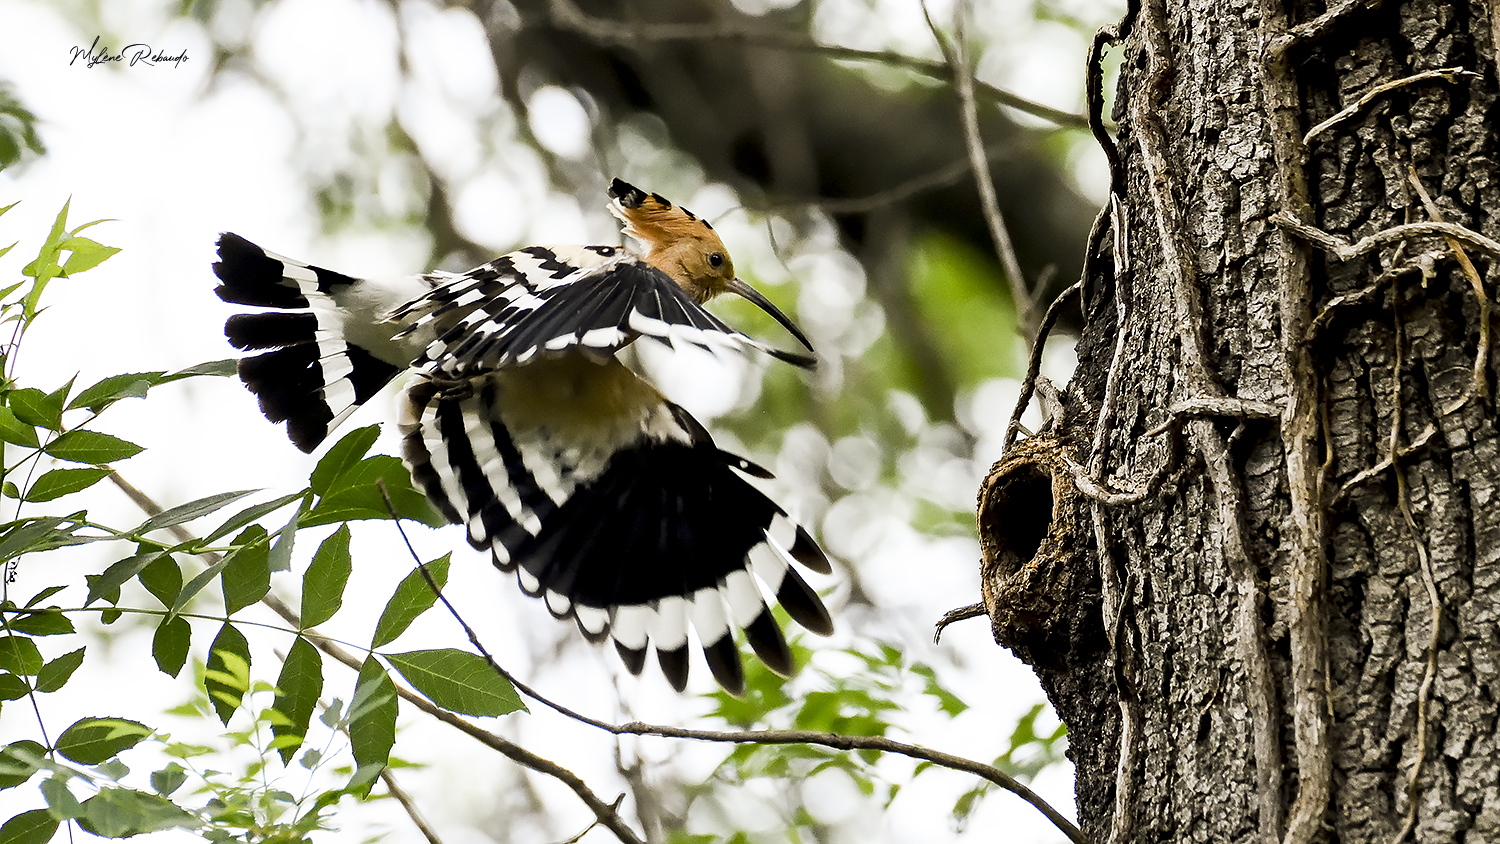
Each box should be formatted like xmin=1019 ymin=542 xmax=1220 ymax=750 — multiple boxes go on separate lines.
xmin=397 ymin=369 xmax=833 ymax=693
xmin=214 ymin=233 xmax=425 ymax=452
xmin=389 ymin=246 xmax=814 ymax=375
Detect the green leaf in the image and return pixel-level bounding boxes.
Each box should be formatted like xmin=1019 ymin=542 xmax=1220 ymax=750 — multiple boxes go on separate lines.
xmin=0 ymin=672 xmax=27 ymax=701
xmin=7 ymin=388 xmax=61 ymax=431
xmin=202 ymin=491 xmax=306 ymax=544
xmin=43 ymin=430 xmax=142 ymax=465
xmin=67 ymin=372 xmax=164 ymax=411
xmin=132 ymin=489 xmax=256 ymax=535
xmin=370 ymin=554 xmax=450 ymax=648
xmin=0 ymin=518 xmax=88 ymax=564
xmin=0 ymin=406 xmax=37 ymax=448
xmin=384 ymin=649 xmax=524 ymax=717
xmin=77 ymin=787 xmax=192 ymax=838
xmin=0 ymin=740 xmax=48 ymax=789
xmin=23 ymin=586 xmax=65 ymax=608
xmin=58 ymin=236 xmax=119 ymax=276
xmin=55 ymin=717 xmax=151 ymax=765
xmin=138 ymin=555 xmax=182 ymax=609
xmin=220 ymin=527 xmax=271 ymax=615
xmin=347 ymin=657 xmax=397 ymax=796
xmin=149 ymin=762 xmax=187 ymax=796
xmin=157 ymin=359 xmax=236 ymax=382
xmin=304 ymin=455 xmax=445 ymax=528
xmin=309 ymin=425 xmax=380 ymax=496
xmin=44 ymin=378 xmax=74 ymax=417
xmin=171 ymin=545 xmax=236 ymax=615
xmin=151 ymin=616 xmax=190 ymax=678
xmin=22 ymin=201 xmax=69 ymax=290
xmin=39 ymin=776 xmax=82 ymax=820
xmin=35 ymin=648 xmax=84 ymax=693
xmin=266 ymin=496 xmax=302 ymax=573
xmin=4 ymin=609 xmax=72 ymax=636
xmin=912 ymin=663 xmax=968 ymax=717
xmin=0 ymin=809 xmax=58 ymax=844
xmin=300 ymin=525 xmax=352 ymax=628
xmin=205 ymin=624 xmax=250 ymax=726
xmin=22 ymin=467 xmax=110 ymax=502
xmin=86 ymin=552 xmax=160 ymax=606
xmin=0 ymin=637 xmax=42 ymax=675
xmin=271 ymin=636 xmax=323 ymax=764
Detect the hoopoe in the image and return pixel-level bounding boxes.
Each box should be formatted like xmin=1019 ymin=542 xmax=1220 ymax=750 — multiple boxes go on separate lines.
xmin=213 ymin=179 xmax=832 ymax=693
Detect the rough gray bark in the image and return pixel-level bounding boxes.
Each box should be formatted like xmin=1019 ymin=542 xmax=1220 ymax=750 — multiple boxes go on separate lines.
xmin=979 ymin=1 xmax=1500 ymax=843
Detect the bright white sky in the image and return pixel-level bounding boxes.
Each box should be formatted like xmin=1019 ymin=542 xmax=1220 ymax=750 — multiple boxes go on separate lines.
xmin=0 ymin=0 xmax=1115 ymax=840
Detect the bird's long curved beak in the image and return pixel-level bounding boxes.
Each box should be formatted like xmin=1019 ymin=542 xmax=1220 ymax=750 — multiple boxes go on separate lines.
xmin=726 ymin=277 xmax=815 ymax=352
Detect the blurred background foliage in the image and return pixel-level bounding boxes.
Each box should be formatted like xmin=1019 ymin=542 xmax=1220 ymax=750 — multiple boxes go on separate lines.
xmin=0 ymin=0 xmax=1120 ymax=840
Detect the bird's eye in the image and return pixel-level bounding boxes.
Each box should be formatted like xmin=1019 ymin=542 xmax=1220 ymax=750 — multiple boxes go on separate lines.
xmin=708 ymin=252 xmax=724 ymax=268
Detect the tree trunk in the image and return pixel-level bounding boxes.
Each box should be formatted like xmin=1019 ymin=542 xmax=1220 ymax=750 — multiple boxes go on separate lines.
xmin=979 ymin=1 xmax=1500 ymax=842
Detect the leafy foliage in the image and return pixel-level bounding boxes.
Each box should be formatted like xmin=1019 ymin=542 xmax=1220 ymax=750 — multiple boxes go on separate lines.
xmin=0 ymin=85 xmax=44 ymax=173
xmin=0 ymin=204 xmax=523 ymax=842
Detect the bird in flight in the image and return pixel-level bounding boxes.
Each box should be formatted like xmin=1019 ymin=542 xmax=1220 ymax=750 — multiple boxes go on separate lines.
xmin=213 ymin=179 xmax=833 ymax=693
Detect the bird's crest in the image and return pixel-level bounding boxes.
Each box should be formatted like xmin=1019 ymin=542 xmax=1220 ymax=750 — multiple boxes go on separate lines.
xmin=608 ymin=178 xmax=719 ymax=248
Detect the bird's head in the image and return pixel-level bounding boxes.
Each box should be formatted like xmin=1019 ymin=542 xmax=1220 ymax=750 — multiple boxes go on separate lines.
xmin=608 ymin=178 xmax=813 ymax=352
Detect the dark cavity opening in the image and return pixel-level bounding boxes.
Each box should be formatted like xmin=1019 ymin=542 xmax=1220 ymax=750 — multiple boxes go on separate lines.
xmin=985 ymin=464 xmax=1054 ymax=575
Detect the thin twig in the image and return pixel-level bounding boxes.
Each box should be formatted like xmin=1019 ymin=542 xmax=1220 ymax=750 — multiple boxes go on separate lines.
xmin=1004 ymin=280 xmax=1084 ymax=449
xmin=1308 ymin=261 xmax=1423 ymax=338
xmin=791 ymin=141 xmax=1013 ymax=215
xmin=1142 ymin=397 xmax=1283 ymax=437
xmin=1304 ymin=67 xmax=1479 ymax=145
xmin=553 ymin=796 xmax=625 ymax=844
xmin=1384 ymin=280 xmax=1443 ymax=844
xmin=373 ymin=488 xmax=1086 ymax=844
xmin=1273 ymin=213 xmax=1500 ymax=263
xmin=1087 ymin=23 xmax=1126 ymax=197
xmin=1264 ymin=3 xmax=1332 ymax=841
xmin=266 ymin=592 xmax=649 ymax=844
xmin=1064 ymin=456 xmax=1157 ymax=506
xmin=1082 ymin=5 xmax=1141 ymax=841
xmin=379 ymin=769 xmax=444 ymax=844
xmin=545 ymin=0 xmax=1089 ymax=129
xmin=924 ymin=1 xmax=1036 ymax=335
xmin=933 ymin=602 xmax=987 ymax=643
xmin=1091 ymin=196 xmax=1134 ymax=475
xmin=1329 ymin=423 xmax=1437 ymax=505
xmin=1407 ymin=167 xmax=1490 ymax=398
xmin=1278 ymin=0 xmax=1384 ymax=48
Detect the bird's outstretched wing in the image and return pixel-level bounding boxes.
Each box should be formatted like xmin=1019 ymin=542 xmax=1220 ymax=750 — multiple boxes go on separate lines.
xmin=388 ymin=245 xmax=816 ymax=375
xmin=398 ymin=362 xmax=832 ymax=693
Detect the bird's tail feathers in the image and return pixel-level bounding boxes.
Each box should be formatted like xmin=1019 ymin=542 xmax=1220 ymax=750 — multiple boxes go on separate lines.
xmin=214 ymin=233 xmax=400 ymax=452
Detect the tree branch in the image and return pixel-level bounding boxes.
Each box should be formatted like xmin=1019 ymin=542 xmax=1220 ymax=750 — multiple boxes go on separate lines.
xmin=924 ymin=1 xmax=1037 ymax=334
xmin=545 ymin=0 xmax=1089 ymax=129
